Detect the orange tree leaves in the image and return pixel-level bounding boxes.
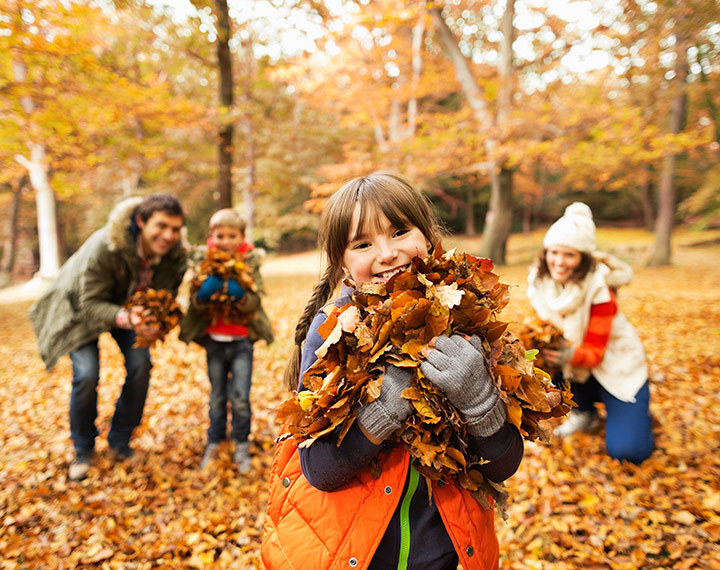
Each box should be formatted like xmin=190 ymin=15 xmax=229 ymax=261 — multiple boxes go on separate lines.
xmin=189 ymin=250 xmax=257 ymax=326
xmin=124 ymin=288 xmax=183 ymax=347
xmin=278 ymin=244 xmax=573 ymax=509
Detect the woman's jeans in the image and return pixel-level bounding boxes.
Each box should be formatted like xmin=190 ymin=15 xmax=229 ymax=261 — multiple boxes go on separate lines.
xmin=204 ymin=338 xmax=254 ymax=444
xmin=568 ymin=374 xmax=654 ymax=464
xmin=69 ymin=328 xmax=152 ymax=455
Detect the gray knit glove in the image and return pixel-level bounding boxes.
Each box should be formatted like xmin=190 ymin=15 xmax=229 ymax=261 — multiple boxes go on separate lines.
xmin=420 ymin=335 xmax=506 ymax=437
xmin=356 ymin=365 xmax=413 ymax=441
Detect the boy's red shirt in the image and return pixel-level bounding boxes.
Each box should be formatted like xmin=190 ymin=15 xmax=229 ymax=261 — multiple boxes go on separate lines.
xmin=205 ymin=238 xmax=254 ymax=338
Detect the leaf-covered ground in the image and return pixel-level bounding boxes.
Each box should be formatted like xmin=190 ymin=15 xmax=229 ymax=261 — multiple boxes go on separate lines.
xmin=1 ymin=230 xmax=719 ymax=569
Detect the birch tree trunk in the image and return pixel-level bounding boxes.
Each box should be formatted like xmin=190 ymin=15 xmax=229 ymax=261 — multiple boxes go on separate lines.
xmin=215 ymin=0 xmax=234 ymax=209
xmin=15 ymin=144 xmax=60 ymax=279
xmin=240 ymin=33 xmax=257 ymax=243
xmin=12 ymin=57 xmax=60 ymax=279
xmin=405 ymin=14 xmax=425 ymax=139
xmin=648 ymin=29 xmax=688 ymax=266
xmin=430 ymin=3 xmax=515 ymax=263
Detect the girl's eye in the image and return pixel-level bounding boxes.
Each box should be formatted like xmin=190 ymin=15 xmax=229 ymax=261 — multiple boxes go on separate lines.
xmin=393 ymin=228 xmax=410 ymax=238
xmin=352 ymin=241 xmax=371 ymax=250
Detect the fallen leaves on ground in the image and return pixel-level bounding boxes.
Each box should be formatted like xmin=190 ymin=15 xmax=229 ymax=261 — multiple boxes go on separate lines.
xmin=0 ymin=243 xmax=719 ymax=568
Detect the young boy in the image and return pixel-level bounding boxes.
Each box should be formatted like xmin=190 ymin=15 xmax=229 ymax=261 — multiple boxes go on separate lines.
xmin=179 ymin=209 xmax=273 ymax=473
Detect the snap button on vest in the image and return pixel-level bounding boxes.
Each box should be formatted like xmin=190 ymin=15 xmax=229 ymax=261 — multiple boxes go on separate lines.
xmin=466 ymin=545 xmax=474 ymax=557
xmin=348 ymin=557 xmax=358 ymax=567
xmin=384 ymin=486 xmax=392 ymax=495
xmin=282 ymin=477 xmax=290 ymax=488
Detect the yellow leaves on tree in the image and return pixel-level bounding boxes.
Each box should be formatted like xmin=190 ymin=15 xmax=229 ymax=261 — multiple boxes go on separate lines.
xmin=277 ymin=244 xmax=574 ymax=509
xmin=124 ymin=288 xmax=183 ymax=347
xmin=190 ymin=250 xmax=257 ymax=326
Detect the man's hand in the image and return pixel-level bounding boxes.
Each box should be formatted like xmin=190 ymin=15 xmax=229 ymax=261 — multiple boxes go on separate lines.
xmin=129 ymin=306 xmax=161 ymax=341
xmin=115 ymin=308 xmax=132 ymax=329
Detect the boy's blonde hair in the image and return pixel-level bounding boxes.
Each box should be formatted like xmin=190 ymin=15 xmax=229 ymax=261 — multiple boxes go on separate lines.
xmin=209 ymin=208 xmax=247 ymax=234
xmin=283 ymin=171 xmax=442 ymax=389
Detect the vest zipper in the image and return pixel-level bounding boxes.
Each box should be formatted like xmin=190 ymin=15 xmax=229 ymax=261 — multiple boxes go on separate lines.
xmin=397 ymin=464 xmax=420 ymax=570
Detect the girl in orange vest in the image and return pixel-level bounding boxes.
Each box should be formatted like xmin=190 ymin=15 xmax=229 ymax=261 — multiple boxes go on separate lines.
xmin=263 ymin=172 xmax=524 ymax=570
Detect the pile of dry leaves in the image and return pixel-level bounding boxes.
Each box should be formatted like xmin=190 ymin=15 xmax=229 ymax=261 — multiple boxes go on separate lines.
xmin=278 ymin=245 xmax=573 ymax=508
xmin=189 ymin=250 xmax=257 ymax=325
xmin=514 ymin=319 xmax=566 ymax=378
xmin=124 ymin=288 xmax=183 ymax=347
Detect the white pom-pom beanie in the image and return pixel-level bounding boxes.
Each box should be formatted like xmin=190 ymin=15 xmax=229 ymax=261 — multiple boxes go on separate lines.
xmin=543 ymin=202 xmax=596 ymax=253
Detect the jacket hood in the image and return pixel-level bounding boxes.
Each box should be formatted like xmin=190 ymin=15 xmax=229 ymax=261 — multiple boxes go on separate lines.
xmin=107 ymin=197 xmax=143 ymax=252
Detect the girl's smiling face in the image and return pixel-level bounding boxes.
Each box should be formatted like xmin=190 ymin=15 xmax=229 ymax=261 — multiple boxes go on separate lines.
xmin=342 ymin=202 xmax=430 ymax=285
xmin=545 ymin=245 xmax=583 ymax=284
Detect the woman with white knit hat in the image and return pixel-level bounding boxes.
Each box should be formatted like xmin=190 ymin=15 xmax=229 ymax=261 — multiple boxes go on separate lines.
xmin=526 ymin=202 xmax=654 ymax=463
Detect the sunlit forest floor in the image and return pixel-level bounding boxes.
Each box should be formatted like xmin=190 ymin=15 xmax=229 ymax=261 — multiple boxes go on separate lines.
xmin=1 ymin=228 xmax=719 ymax=568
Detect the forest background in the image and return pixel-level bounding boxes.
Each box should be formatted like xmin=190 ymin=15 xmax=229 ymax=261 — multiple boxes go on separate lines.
xmin=1 ymin=0 xmax=720 ymax=568
xmin=1 ymin=0 xmax=719 ymax=282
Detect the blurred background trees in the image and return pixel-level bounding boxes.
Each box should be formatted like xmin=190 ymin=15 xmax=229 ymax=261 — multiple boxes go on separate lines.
xmin=1 ymin=0 xmax=718 ymax=282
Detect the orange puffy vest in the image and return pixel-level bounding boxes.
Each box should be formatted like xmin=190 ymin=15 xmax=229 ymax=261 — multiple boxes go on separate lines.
xmin=262 ymin=440 xmax=499 ymax=570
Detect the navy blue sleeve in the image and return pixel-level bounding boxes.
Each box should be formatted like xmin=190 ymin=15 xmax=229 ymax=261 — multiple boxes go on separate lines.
xmin=297 ymin=303 xmax=523 ymax=490
xmin=298 ymin=310 xmax=383 ymax=492
xmin=468 ymin=423 xmax=524 ymax=482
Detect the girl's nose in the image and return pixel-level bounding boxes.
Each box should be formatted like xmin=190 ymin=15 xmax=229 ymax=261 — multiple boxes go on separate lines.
xmin=377 ymin=239 xmax=397 ymax=262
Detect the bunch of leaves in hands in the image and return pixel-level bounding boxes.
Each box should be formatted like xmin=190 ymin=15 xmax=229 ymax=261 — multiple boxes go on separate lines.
xmin=277 ymin=244 xmax=574 ymax=510
xmin=514 ymin=319 xmax=566 ymax=378
xmin=190 ymin=249 xmax=257 ymax=325
xmin=124 ymin=289 xmax=183 ymax=348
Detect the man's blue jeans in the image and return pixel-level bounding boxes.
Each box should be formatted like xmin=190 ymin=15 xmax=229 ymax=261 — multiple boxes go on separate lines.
xmin=69 ymin=328 xmax=152 ymax=454
xmin=204 ymin=338 xmax=254 ymax=444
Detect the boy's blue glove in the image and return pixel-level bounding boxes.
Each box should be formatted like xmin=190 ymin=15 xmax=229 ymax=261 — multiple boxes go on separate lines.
xmin=197 ymin=274 xmax=223 ymax=303
xmin=226 ymin=278 xmax=246 ymax=300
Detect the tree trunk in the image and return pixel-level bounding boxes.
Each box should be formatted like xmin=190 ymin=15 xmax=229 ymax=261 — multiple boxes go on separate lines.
xmin=481 ymin=168 xmax=513 ymax=263
xmin=0 ymin=178 xmax=24 ymax=285
xmin=215 ymin=0 xmax=234 ymax=209
xmin=405 ymin=14 xmax=425 ymax=139
xmin=639 ymin=170 xmax=654 ymax=231
xmin=430 ymin=4 xmax=515 ymax=264
xmin=240 ymin=33 xmax=256 ymax=243
xmin=16 ymin=144 xmax=60 ymax=279
xmin=241 ymin=120 xmax=256 ymax=243
xmin=465 ymin=185 xmax=475 ymax=235
xmin=480 ymin=0 xmax=515 ymax=264
xmin=647 ymin=30 xmax=688 ymax=266
xmin=522 ymin=200 xmax=531 ymax=234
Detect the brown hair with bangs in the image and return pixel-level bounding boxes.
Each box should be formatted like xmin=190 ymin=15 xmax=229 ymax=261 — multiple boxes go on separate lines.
xmin=283 ymin=171 xmax=442 ymax=390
